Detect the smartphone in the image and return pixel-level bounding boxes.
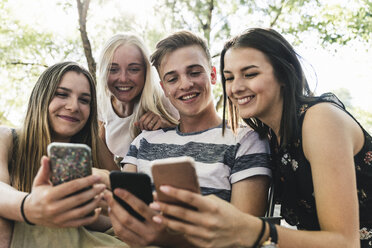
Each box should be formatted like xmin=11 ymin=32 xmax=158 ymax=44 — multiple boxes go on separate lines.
xmin=48 ymin=142 xmax=92 ymax=186
xmin=109 ymin=171 xmax=153 ymax=221
xmin=47 ymin=142 xmax=94 ymax=216
xmin=151 ymin=156 xmax=200 ymax=209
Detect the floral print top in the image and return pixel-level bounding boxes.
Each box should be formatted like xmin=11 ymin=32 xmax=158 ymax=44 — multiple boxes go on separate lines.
xmin=272 ymin=93 xmax=372 ymax=246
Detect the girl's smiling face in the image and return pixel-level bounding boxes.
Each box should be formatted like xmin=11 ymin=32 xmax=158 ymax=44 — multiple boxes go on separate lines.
xmin=223 ymin=47 xmax=283 ymax=124
xmin=107 ymin=44 xmax=146 ymax=103
xmin=48 ymin=71 xmax=91 ymax=142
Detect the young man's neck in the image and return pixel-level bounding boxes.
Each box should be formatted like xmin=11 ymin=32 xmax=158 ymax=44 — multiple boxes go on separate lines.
xmin=178 ymin=104 xmax=222 ymax=133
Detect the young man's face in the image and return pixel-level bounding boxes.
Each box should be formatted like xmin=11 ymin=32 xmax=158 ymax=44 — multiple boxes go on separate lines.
xmin=159 ymin=45 xmax=216 ymax=119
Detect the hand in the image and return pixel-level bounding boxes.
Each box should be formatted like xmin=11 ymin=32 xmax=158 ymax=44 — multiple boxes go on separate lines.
xmin=134 ymin=111 xmax=174 ymax=131
xmin=92 ymin=168 xmax=110 ymax=189
xmin=150 ymin=186 xmax=260 ymax=248
xmin=104 ymin=189 xmax=169 ymax=247
xmin=24 ymin=156 xmax=106 ymax=227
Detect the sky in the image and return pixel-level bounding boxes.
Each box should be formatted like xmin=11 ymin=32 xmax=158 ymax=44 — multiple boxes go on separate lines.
xmin=7 ymin=0 xmax=372 ymax=114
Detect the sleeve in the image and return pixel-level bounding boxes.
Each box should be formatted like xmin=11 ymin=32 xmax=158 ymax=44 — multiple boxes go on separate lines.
xmin=120 ymin=133 xmax=143 ymax=167
xmin=229 ymin=129 xmax=272 ymax=184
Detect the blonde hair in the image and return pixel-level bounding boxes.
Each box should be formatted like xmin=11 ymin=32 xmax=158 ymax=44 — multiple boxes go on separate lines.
xmin=97 ymin=33 xmax=178 ymax=138
xmin=11 ymin=62 xmax=101 ymax=192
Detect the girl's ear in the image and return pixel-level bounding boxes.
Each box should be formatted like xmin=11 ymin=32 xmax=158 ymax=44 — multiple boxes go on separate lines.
xmin=211 ymin=66 xmax=217 ymax=85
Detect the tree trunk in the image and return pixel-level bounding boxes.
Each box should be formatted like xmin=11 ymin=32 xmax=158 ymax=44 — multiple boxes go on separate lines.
xmin=76 ymin=0 xmax=96 ymax=82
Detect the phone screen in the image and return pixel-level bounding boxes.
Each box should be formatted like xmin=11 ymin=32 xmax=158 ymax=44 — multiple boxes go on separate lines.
xmin=109 ymin=171 xmax=153 ymax=221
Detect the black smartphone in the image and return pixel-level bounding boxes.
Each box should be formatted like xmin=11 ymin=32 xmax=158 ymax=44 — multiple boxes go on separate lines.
xmin=47 ymin=142 xmax=94 ymax=216
xmin=109 ymin=171 xmax=153 ymax=221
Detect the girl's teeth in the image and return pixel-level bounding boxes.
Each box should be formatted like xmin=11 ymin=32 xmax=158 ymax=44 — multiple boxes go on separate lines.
xmin=182 ymin=93 xmax=197 ymax=100
xmin=238 ymin=96 xmax=253 ymax=104
xmin=118 ymin=86 xmax=131 ymax=91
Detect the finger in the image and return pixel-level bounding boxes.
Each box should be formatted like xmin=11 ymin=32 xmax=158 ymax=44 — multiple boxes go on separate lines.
xmin=138 ymin=112 xmax=153 ymax=130
xmin=60 ymin=207 xmax=102 ymax=228
xmin=114 ymin=188 xmax=156 ymax=221
xmin=152 ymin=213 xmax=208 ymax=239
xmin=51 ymin=183 xmax=106 ymax=214
xmin=54 ymin=192 xmax=103 ymax=223
xmin=159 ymin=185 xmax=211 ymax=211
xmin=157 ymin=117 xmax=173 ymax=129
xmin=151 ymin=200 xmax=203 ymax=226
xmin=33 ymin=156 xmax=52 ymax=187
xmin=50 ymin=175 xmax=102 ymax=200
xmin=152 ymin=119 xmax=162 ymax=130
xmin=109 ymin=206 xmax=144 ymax=245
xmin=185 ymin=234 xmax=211 ymax=248
xmin=140 ymin=112 xmax=158 ymax=130
xmin=106 ymin=190 xmax=144 ymax=230
xmin=106 ymin=191 xmax=146 ymax=244
xmin=152 ymin=191 xmax=158 ymax=201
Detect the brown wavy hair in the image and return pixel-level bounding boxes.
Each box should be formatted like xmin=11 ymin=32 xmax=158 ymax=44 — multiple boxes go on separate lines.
xmin=11 ymin=62 xmax=101 ymax=192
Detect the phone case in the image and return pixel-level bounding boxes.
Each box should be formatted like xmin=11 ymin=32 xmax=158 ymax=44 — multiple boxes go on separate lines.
xmin=47 ymin=142 xmax=92 ymax=186
xmin=109 ymin=171 xmax=153 ymax=221
xmin=151 ymin=156 xmax=200 ymax=208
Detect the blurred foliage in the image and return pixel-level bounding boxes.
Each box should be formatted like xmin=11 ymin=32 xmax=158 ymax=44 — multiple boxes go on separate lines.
xmin=0 ymin=0 xmax=371 ymax=128
xmin=331 ymin=88 xmax=372 ymax=134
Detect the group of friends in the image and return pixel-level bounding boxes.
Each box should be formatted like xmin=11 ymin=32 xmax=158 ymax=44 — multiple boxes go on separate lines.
xmin=0 ymin=28 xmax=371 ymax=248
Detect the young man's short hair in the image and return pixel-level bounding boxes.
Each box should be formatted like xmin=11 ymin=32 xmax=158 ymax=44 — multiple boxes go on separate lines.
xmin=150 ymin=30 xmax=212 ymax=72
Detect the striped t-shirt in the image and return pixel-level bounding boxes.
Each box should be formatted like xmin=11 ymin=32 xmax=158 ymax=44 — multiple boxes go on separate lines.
xmin=122 ymin=124 xmax=271 ymax=201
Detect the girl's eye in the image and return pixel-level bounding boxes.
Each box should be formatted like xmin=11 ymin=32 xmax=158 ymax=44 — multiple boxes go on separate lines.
xmin=244 ymin=73 xmax=258 ymax=78
xmin=109 ymin=67 xmax=119 ymax=74
xmin=190 ymin=71 xmax=201 ymax=77
xmin=224 ymin=76 xmax=234 ymax=82
xmin=79 ymin=98 xmax=90 ymax=104
xmin=167 ymin=77 xmax=177 ymax=83
xmin=128 ymin=67 xmax=141 ymax=73
xmin=55 ymin=92 xmax=68 ymax=97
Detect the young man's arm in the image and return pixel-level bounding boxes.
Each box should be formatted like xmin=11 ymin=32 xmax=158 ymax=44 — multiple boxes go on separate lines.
xmin=231 ymin=175 xmax=270 ymax=216
xmin=230 ymin=128 xmax=272 ymax=216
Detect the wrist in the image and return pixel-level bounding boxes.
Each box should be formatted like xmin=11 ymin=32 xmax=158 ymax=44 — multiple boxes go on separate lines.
xmin=237 ymin=215 xmax=263 ymax=247
xmin=260 ymin=222 xmax=278 ymax=248
xmin=20 ymin=193 xmax=35 ymax=225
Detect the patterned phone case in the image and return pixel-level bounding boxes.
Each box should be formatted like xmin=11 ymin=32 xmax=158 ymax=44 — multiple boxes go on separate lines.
xmin=47 ymin=142 xmax=92 ymax=186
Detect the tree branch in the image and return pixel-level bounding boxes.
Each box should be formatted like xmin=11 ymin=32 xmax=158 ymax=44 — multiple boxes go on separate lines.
xmin=76 ymin=0 xmax=96 ymax=81
xmin=8 ymin=61 xmax=48 ymax=68
xmin=270 ymin=0 xmax=285 ymax=28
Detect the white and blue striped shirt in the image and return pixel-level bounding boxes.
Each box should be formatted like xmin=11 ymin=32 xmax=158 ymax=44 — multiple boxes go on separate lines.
xmin=122 ymin=124 xmax=271 ymax=201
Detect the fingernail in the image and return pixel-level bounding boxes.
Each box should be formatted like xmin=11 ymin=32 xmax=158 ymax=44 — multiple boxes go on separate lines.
xmin=150 ymin=202 xmax=160 ymax=210
xmin=160 ymin=185 xmax=170 ymax=193
xmin=153 ymin=215 xmax=162 ymax=224
xmin=108 ymin=207 xmax=111 ymax=213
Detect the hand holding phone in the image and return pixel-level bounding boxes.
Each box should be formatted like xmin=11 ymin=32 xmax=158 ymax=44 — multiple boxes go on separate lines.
xmin=109 ymin=171 xmax=153 ymax=221
xmin=47 ymin=142 xmax=94 ymax=216
xmin=151 ymin=156 xmax=200 ymax=209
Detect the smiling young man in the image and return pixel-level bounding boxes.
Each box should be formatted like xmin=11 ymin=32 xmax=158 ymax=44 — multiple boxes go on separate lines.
xmin=104 ymin=31 xmax=272 ymax=247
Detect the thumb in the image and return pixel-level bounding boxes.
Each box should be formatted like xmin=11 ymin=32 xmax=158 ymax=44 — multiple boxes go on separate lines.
xmin=33 ymin=156 xmax=52 ymax=187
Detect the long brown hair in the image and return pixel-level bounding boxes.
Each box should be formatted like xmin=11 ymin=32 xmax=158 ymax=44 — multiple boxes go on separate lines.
xmin=11 ymin=62 xmax=101 ymax=192
xmin=220 ymin=28 xmax=314 ymax=147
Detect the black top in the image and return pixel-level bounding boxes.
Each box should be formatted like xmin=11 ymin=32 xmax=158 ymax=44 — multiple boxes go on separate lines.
xmin=272 ymin=93 xmax=372 ymax=246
